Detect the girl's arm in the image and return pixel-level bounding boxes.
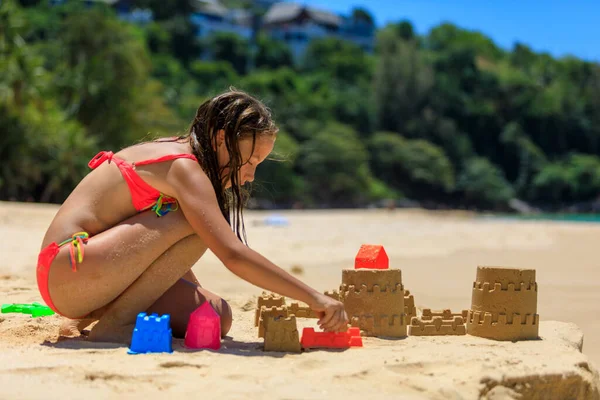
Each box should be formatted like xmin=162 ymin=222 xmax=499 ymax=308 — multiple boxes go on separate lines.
xmin=168 ymin=160 xmax=348 ymax=332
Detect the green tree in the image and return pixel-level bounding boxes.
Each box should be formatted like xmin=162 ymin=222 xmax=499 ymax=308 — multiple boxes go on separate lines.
xmin=565 ymin=154 xmax=600 ymax=201
xmin=0 ymin=0 xmax=46 ymax=113
xmin=131 ymin=0 xmax=200 ymax=65
xmin=500 ymin=121 xmax=547 ymax=194
xmin=253 ymin=130 xmax=304 ymax=204
xmin=206 ymin=32 xmax=249 ymax=75
xmin=189 ymin=60 xmax=240 ymax=94
xmin=389 ymin=20 xmax=416 ymax=42
xmin=240 ymin=67 xmax=331 ymax=141
xmin=298 ymin=123 xmax=374 ymax=206
xmin=586 ymin=66 xmax=600 ymax=153
xmin=456 ymin=158 xmax=515 ymax=209
xmin=157 ymin=15 xmax=201 ymax=66
xmin=17 ymin=0 xmax=41 ymax=7
xmin=350 ymin=7 xmax=375 ymax=26
xmin=405 ymin=110 xmax=474 ymax=167
xmin=151 ymin=54 xmax=195 ymax=101
xmin=329 ymin=81 xmax=374 ymax=136
xmin=373 ymin=28 xmax=434 ymax=133
xmin=369 ymin=132 xmax=455 ymax=200
xmin=303 ymin=37 xmax=373 ymax=84
xmin=3 ymin=0 xmax=600 ymax=212
xmin=530 ymin=162 xmax=573 ymax=205
xmin=254 ymin=34 xmax=294 ymax=70
xmin=52 ymin=9 xmax=151 ymax=148
xmin=134 ymin=0 xmax=194 ymax=20
xmin=425 ymin=23 xmax=504 ymax=61
xmin=145 ymin=21 xmax=173 ymax=54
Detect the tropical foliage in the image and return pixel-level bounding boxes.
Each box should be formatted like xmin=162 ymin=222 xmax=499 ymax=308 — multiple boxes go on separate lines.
xmin=2 ymin=0 xmax=599 ymax=212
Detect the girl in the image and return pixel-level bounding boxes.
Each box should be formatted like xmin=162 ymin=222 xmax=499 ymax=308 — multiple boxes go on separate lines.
xmin=37 ymin=89 xmax=349 ymax=343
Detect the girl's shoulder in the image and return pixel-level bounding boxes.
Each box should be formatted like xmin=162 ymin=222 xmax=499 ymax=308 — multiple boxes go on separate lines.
xmin=115 ymin=137 xmax=195 ymax=164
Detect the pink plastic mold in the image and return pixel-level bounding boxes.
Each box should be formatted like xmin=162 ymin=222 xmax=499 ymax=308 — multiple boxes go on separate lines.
xmin=184 ymin=301 xmax=221 ymax=350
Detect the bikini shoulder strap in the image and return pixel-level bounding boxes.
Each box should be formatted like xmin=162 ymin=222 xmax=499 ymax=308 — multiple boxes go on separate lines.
xmin=88 ymin=151 xmax=115 ymax=169
xmin=134 ymin=153 xmax=198 ymax=167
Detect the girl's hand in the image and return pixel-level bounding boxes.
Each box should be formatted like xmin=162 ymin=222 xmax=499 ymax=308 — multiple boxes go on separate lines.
xmin=309 ymin=293 xmax=349 ymax=332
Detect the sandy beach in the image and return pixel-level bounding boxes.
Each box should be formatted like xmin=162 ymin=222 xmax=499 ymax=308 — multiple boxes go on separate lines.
xmin=1 ymin=201 xmax=599 ymax=399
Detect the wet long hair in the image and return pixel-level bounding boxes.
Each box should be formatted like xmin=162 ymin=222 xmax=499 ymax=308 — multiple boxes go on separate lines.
xmin=176 ymin=89 xmax=278 ymax=244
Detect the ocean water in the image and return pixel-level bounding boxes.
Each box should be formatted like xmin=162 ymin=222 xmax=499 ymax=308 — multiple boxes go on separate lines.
xmin=484 ymin=213 xmax=600 ymax=223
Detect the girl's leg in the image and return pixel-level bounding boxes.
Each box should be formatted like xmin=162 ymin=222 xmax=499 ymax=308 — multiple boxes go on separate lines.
xmin=59 ymin=273 xmax=233 ymax=340
xmin=87 ymin=234 xmax=214 ymax=343
xmin=146 ymin=270 xmax=233 ymax=338
xmin=48 ymin=208 xmax=197 ymax=319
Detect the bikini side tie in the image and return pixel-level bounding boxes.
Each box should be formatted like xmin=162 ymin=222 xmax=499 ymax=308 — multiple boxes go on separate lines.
xmin=151 ymin=194 xmax=179 ymax=217
xmin=57 ymin=232 xmax=89 ymax=271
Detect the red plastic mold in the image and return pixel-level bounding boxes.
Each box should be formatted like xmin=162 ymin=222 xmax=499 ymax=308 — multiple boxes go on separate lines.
xmin=354 ymin=244 xmax=389 ymax=270
xmin=184 ymin=301 xmax=221 ymax=350
xmin=301 ymin=327 xmax=363 ymax=349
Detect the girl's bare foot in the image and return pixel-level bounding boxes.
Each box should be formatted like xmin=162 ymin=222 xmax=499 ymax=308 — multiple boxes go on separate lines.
xmin=59 ymin=318 xmax=97 ymax=337
xmin=58 ymin=304 xmax=107 ymax=337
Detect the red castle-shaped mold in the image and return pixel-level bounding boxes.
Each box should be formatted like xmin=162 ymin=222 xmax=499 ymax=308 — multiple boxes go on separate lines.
xmin=354 ymin=244 xmax=389 ymax=270
xmin=184 ymin=301 xmax=221 ymax=350
xmin=301 ymin=327 xmax=363 ymax=349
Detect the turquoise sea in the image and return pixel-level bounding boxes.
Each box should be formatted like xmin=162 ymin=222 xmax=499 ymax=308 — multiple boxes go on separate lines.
xmin=484 ymin=213 xmax=600 ymax=223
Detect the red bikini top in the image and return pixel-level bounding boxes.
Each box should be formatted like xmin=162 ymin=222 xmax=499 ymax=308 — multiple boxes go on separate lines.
xmin=88 ymin=151 xmax=198 ymax=212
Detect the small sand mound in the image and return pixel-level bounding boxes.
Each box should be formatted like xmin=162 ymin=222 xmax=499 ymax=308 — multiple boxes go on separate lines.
xmin=0 ymin=315 xmax=60 ymax=345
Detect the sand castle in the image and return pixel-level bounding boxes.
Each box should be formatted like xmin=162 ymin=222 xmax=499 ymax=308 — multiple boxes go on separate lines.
xmin=256 ymin=246 xmax=541 ymax=352
xmin=254 ymin=292 xmax=285 ymax=327
xmin=255 ymin=292 xmax=324 ymax=352
xmin=334 ymin=245 xmax=407 ymax=337
xmin=257 ymin=305 xmax=288 ymax=338
xmin=409 ymin=309 xmax=468 ymax=336
xmin=256 ymin=293 xmax=364 ymax=352
xmin=257 ymin=302 xmax=318 ymax=338
xmin=257 ymin=244 xmax=407 ymax=351
xmin=422 ymin=309 xmax=469 ymax=320
xmin=340 ymin=268 xmax=406 ymax=337
xmin=404 ymin=290 xmax=416 ymax=324
xmin=263 ymin=315 xmax=302 ymax=353
xmin=466 ymin=266 xmax=539 ymax=341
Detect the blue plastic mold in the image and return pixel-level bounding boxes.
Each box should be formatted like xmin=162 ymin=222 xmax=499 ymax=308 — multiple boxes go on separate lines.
xmin=127 ymin=312 xmax=173 ymax=355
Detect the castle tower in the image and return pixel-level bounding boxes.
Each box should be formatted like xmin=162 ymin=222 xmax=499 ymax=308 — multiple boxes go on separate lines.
xmin=404 ymin=290 xmax=416 ymax=324
xmin=466 ymin=266 xmax=539 ymax=341
xmin=254 ymin=292 xmax=285 ymax=327
xmin=339 ymin=245 xmax=407 ymax=337
xmin=263 ymin=315 xmax=301 ymax=353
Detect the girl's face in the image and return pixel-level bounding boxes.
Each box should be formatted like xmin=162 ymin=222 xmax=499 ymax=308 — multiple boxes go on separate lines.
xmin=216 ymin=130 xmax=275 ymax=188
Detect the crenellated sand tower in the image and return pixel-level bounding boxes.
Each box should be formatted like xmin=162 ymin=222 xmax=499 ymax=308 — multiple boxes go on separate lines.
xmin=339 ymin=245 xmax=407 ymax=337
xmin=466 ymin=266 xmax=539 ymax=341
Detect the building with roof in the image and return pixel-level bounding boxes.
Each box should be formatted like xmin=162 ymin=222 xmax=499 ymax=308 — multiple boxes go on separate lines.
xmin=191 ymin=0 xmax=253 ymax=41
xmin=51 ymin=0 xmax=375 ymax=66
xmin=261 ymin=2 xmax=374 ymax=63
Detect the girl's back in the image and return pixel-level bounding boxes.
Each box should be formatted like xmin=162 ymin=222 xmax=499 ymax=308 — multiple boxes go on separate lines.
xmin=41 ymin=139 xmax=194 ymax=249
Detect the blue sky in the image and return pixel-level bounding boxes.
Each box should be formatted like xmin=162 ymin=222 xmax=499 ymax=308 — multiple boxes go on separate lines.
xmin=299 ymin=0 xmax=599 ymax=62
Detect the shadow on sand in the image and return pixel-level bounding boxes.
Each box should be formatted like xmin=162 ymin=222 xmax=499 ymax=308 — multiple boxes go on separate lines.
xmin=40 ymin=335 xmax=304 ymax=358
xmin=40 ymin=333 xmax=371 ymax=357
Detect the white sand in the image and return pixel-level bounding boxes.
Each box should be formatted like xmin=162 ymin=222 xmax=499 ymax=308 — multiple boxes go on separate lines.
xmin=0 ymin=202 xmax=599 ymax=399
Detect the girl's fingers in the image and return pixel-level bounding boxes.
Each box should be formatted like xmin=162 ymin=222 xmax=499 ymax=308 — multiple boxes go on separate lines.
xmin=322 ymin=309 xmax=344 ymax=332
xmin=318 ymin=309 xmax=335 ymax=328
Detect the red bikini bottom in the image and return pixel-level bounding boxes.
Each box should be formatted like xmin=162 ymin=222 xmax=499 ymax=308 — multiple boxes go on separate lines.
xmin=36 ymin=232 xmax=89 ymax=317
